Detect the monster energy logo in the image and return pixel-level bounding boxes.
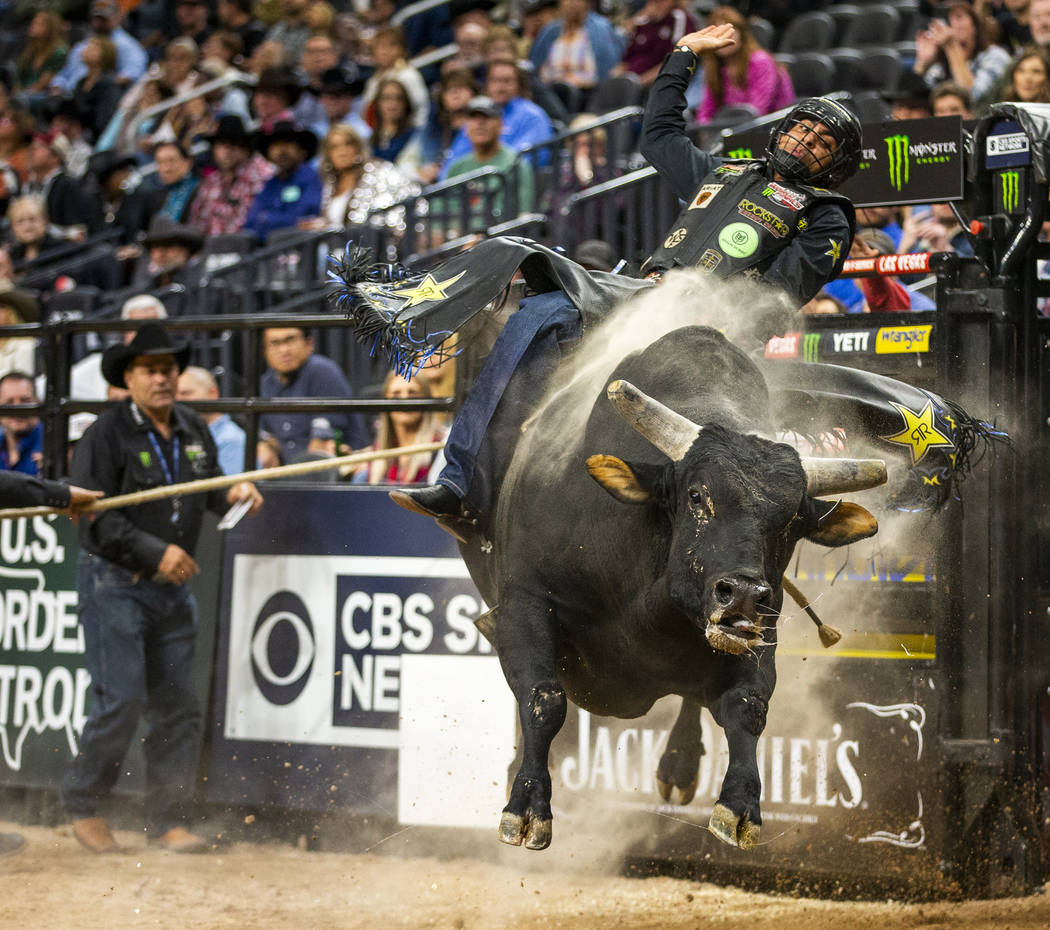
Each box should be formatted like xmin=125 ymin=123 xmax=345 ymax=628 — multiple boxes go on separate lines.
xmin=727 ymin=148 xmax=753 ymax=159
xmin=885 ymin=134 xmax=910 ymax=192
xmin=1001 ymin=170 xmax=1020 ymax=213
xmin=803 ymin=332 xmax=820 ymax=362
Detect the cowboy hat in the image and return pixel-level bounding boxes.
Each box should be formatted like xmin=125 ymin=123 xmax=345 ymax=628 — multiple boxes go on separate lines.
xmin=254 ymin=66 xmax=304 ymax=106
xmin=254 ymin=119 xmax=318 ymax=160
xmin=101 ymin=321 xmax=190 ymax=387
xmin=0 ymin=284 xmax=41 ymax=323
xmin=141 ymin=214 xmax=205 ymax=252
xmin=88 ymin=149 xmax=137 ymax=184
xmin=205 ymin=113 xmax=253 ymax=149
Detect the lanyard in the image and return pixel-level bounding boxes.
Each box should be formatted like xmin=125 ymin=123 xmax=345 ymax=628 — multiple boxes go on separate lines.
xmin=147 ymin=430 xmax=181 ymax=522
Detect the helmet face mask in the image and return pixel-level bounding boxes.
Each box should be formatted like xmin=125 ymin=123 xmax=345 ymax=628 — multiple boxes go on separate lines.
xmin=766 ymin=97 xmax=863 ymax=189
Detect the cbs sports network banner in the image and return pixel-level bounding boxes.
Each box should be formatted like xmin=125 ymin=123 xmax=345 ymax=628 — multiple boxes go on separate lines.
xmin=213 ymin=487 xmax=936 ymax=879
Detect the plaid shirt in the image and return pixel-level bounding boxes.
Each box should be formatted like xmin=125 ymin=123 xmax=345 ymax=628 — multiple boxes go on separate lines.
xmin=188 ymin=154 xmax=275 ymax=237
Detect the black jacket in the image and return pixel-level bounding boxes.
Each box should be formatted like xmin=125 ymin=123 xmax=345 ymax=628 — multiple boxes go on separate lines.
xmin=0 ymin=471 xmax=70 ymax=508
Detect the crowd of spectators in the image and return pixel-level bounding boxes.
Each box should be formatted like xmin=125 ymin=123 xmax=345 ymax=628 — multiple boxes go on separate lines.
xmin=0 ymin=0 xmax=1047 ymax=484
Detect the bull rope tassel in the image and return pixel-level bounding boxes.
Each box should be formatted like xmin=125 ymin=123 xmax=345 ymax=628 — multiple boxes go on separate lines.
xmin=781 ymin=577 xmax=841 ymax=648
xmin=0 ymin=441 xmax=446 ymax=520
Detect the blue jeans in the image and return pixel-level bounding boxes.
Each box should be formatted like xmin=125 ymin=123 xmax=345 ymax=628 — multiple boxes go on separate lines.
xmin=438 ymin=290 xmax=583 ymax=515
xmin=61 ymin=552 xmax=202 ymax=836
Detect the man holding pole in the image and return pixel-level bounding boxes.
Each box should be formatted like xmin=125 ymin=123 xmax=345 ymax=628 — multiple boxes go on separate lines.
xmin=63 ymin=323 xmax=262 ymax=854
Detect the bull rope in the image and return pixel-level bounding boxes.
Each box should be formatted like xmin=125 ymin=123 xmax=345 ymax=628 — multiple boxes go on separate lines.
xmin=0 ymin=441 xmax=446 ymax=520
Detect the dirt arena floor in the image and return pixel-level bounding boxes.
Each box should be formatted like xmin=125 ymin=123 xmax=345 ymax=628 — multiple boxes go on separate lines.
xmin=3 ymin=823 xmax=1050 ymax=930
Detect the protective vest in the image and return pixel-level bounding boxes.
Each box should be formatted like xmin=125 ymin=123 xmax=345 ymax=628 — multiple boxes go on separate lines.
xmin=641 ymin=160 xmax=853 ymax=279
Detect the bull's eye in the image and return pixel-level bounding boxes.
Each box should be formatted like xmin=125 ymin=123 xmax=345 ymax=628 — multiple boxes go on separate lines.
xmin=688 ymin=485 xmax=713 ymax=518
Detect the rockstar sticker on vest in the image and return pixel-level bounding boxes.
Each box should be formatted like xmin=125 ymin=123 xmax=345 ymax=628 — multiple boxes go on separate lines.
xmin=664 ymin=227 xmax=688 ymax=249
xmin=762 ymin=181 xmax=807 ymax=211
xmin=737 ymin=198 xmax=789 ymax=237
xmin=715 ymin=163 xmax=748 ymax=176
xmin=688 ymin=184 xmax=723 ymax=210
xmin=717 ymin=222 xmax=760 ymax=258
xmin=697 ymin=248 xmax=723 ymax=272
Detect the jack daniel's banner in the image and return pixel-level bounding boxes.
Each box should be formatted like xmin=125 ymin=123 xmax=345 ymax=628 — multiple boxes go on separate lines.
xmin=722 ymin=116 xmax=965 ymax=208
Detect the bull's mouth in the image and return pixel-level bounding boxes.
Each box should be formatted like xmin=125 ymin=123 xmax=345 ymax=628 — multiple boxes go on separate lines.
xmin=704 ymin=615 xmax=765 ymax=655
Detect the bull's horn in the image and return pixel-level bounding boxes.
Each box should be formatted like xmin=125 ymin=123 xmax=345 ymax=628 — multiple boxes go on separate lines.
xmin=607 ymin=379 xmax=702 ymax=462
xmin=801 ymin=458 xmax=887 ymax=496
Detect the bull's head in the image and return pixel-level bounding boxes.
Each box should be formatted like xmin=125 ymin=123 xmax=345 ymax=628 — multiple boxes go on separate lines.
xmin=586 ymin=380 xmax=885 ymax=656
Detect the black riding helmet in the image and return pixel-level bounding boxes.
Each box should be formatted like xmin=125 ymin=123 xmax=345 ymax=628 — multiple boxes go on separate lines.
xmin=766 ymin=97 xmax=863 ymax=189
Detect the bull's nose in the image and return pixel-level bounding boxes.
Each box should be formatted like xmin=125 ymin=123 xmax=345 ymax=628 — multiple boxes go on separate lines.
xmin=713 ymin=576 xmax=772 ymax=616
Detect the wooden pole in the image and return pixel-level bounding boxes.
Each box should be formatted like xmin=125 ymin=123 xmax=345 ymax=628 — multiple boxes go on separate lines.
xmin=0 ymin=442 xmax=446 ymax=521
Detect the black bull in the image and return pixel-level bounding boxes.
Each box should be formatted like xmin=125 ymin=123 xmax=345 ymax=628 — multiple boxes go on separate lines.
xmin=457 ymin=326 xmax=886 ymax=851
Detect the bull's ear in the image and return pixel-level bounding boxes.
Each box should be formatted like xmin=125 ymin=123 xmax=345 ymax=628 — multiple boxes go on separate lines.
xmin=586 ymin=454 xmax=651 ymax=504
xmin=804 ymin=499 xmax=878 ymax=547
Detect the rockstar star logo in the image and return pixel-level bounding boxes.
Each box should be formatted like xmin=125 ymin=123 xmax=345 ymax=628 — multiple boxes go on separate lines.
xmin=797 ymin=217 xmax=808 ymax=231
xmin=390 ymin=271 xmax=467 ymax=308
xmin=825 ymin=238 xmax=841 ymax=262
xmin=879 ymin=401 xmax=955 ymax=464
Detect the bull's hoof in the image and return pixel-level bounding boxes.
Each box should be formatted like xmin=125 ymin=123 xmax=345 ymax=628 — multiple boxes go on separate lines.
xmin=656 ymin=776 xmax=698 ymax=806
xmin=708 ymin=802 xmax=760 ymax=850
xmin=498 ymin=811 xmax=552 ymax=850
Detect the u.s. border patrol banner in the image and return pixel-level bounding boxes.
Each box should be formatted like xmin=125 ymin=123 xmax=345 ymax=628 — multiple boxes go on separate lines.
xmin=0 ymin=516 xmax=89 ymax=787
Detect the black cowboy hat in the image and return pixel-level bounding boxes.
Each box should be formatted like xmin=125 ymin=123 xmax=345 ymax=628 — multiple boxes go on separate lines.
xmin=101 ymin=321 xmax=190 ymax=388
xmin=254 ymin=65 xmax=304 ymax=106
xmin=883 ymin=70 xmax=933 ymax=106
xmin=88 ymin=149 xmax=138 ymax=184
xmin=318 ymin=65 xmax=364 ymax=98
xmin=0 ymin=284 xmax=41 ymax=323
xmin=205 ymin=113 xmax=253 ymax=149
xmin=254 ymin=119 xmax=318 ymax=160
xmin=141 ymin=214 xmax=205 ymax=252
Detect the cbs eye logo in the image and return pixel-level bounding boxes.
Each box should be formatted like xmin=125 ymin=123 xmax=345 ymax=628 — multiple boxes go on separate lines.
xmin=250 ymin=591 xmax=315 ymax=705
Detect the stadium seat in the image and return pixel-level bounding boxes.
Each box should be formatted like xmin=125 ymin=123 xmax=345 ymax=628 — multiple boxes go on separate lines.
xmin=825 ymin=4 xmax=861 ymax=46
xmin=776 ymin=11 xmax=836 ymax=54
xmin=895 ymin=0 xmax=925 ymax=41
xmin=201 ymin=233 xmax=258 ymax=274
xmin=786 ymin=53 xmax=835 ymax=98
xmin=850 ymin=89 xmax=893 ymax=122
xmin=840 ymin=4 xmax=901 ymax=47
xmin=586 ymin=75 xmax=644 ymax=114
xmin=829 ymin=46 xmax=902 ymax=94
xmin=750 ymin=17 xmax=775 ymax=51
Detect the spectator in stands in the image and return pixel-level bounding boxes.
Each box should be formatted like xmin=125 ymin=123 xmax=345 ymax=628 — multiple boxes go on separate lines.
xmin=43 ymin=98 xmax=93 ymax=177
xmin=73 ymin=35 xmax=123 ymax=141
xmin=529 ymin=0 xmax=624 ymax=113
xmin=452 ymin=20 xmax=489 ymax=78
xmin=439 ymin=58 xmax=553 ymax=178
xmin=0 ymin=290 xmax=40 ymax=378
xmin=353 ymin=372 xmax=449 ymax=484
xmin=27 ymin=129 xmax=103 ymax=237
xmin=884 ymin=70 xmax=935 ymax=120
xmin=899 ymin=202 xmax=975 ymax=257
xmin=1031 ymin=0 xmax=1050 ymax=52
xmin=482 ymin=25 xmax=525 ymax=68
xmin=177 ymin=366 xmax=247 ymax=475
xmin=252 ymin=65 xmax=301 ymax=132
xmin=850 ymin=228 xmax=914 ymax=312
xmin=977 ymin=0 xmax=1034 ymax=54
xmin=172 ymin=0 xmax=213 ymax=48
xmin=202 ymin=29 xmax=245 ymax=69
xmin=931 ymin=81 xmax=974 ymax=117
xmin=52 ymin=0 xmax=148 ymax=93
xmin=914 ymin=1 xmax=1012 ymax=102
xmin=131 ymin=214 xmax=205 ymax=292
xmin=303 ymin=124 xmax=418 ymax=230
xmin=15 ymin=11 xmax=68 ymax=103
xmin=188 ymin=115 xmax=275 ymax=236
xmin=307 ymin=2 xmax=338 ymax=38
xmin=102 ymin=77 xmax=176 ymax=159
xmin=295 ymin=34 xmax=341 ymax=132
xmin=158 ymin=37 xmax=203 ymax=95
xmin=617 ymin=0 xmax=697 ymax=88
xmin=998 ymin=47 xmax=1050 ymax=102
xmin=217 ymin=0 xmax=268 ymax=59
xmin=265 ymin=0 xmax=313 ymax=61
xmin=419 ymin=68 xmax=476 ymax=184
xmin=521 ymin=0 xmax=560 ymax=46
xmin=803 ymin=292 xmax=848 ymax=315
xmin=257 ymin=431 xmax=282 ymax=467
xmin=152 ymin=141 xmax=201 ymax=223
xmin=0 ymin=105 xmax=31 ymax=216
xmin=696 ymin=6 xmax=793 ymax=124
xmin=7 ymin=196 xmax=62 ymax=265
xmin=370 ymin=78 xmax=424 ymax=178
xmin=361 ymin=27 xmax=430 ymax=128
xmin=316 ymin=66 xmax=371 ymax=141
xmin=259 ymin=325 xmax=369 ymax=462
xmin=89 ymin=150 xmax=161 ymax=245
xmin=244 ymin=120 xmax=322 ymax=240
xmin=0 ymin=371 xmax=42 ymax=474
xmin=442 ymin=96 xmax=535 ymax=232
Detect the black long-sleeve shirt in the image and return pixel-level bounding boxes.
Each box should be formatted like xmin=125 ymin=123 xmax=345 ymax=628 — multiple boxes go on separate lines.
xmin=72 ymin=400 xmax=228 ymax=575
xmin=640 ymin=48 xmax=853 ymax=306
xmin=0 ymin=471 xmax=71 ymax=509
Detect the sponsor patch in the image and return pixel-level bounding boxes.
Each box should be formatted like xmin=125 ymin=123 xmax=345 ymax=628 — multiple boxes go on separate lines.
xmin=764 ymin=332 xmax=800 ymax=359
xmin=737 ymin=198 xmax=789 ymax=238
xmin=697 ymin=248 xmax=723 ymax=272
xmin=663 ymin=227 xmax=687 ymax=249
xmin=390 ymin=271 xmax=467 ymax=308
xmin=876 ymin=325 xmax=932 ymax=354
xmin=830 ymin=330 xmax=872 ymax=353
xmin=802 ymin=332 xmax=821 ymax=362
xmin=762 ymin=182 xmax=806 ymax=211
xmin=717 ymin=222 xmax=760 ymax=258
xmin=715 ymin=163 xmax=748 ymax=176
xmin=139 ymin=451 xmax=152 ymax=468
xmin=986 ymin=132 xmax=1029 ymax=156
xmin=879 ymin=400 xmax=954 ymax=464
xmin=825 ymin=239 xmax=842 ymax=262
xmin=689 ymin=184 xmax=723 ymax=210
